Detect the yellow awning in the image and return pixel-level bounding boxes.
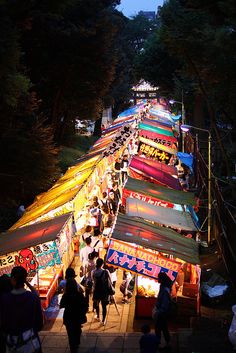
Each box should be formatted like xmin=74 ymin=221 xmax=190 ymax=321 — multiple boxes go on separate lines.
xmin=10 ymin=187 xmax=79 ymax=230
xmin=58 ymin=155 xmax=100 ymax=181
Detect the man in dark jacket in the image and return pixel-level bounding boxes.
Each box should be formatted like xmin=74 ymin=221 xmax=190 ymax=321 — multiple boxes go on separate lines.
xmin=91 ymin=258 xmax=112 ymax=325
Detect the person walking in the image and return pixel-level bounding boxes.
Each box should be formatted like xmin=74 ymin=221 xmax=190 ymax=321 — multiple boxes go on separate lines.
xmin=120 ymin=271 xmax=134 ymax=304
xmin=114 ymin=157 xmax=122 ymax=184
xmin=60 ymin=278 xmax=88 ymax=353
xmin=153 ymin=272 xmax=172 ymax=349
xmin=90 ymin=229 xmax=104 ymax=259
xmin=58 ymin=267 xmax=83 ymax=294
xmin=0 ymin=266 xmax=43 ymax=353
xmin=80 ymin=237 xmax=96 ymax=311
xmin=110 ymin=182 xmax=121 ymax=205
xmin=80 ymin=237 xmax=93 ymax=276
xmin=92 ymin=258 xmax=112 ymax=325
xmin=120 ymin=155 xmax=129 ymax=184
xmin=107 ymin=191 xmax=118 ymax=216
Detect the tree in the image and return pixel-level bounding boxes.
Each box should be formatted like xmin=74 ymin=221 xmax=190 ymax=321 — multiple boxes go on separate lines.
xmin=107 ymin=13 xmax=159 ymax=116
xmin=21 ymin=0 xmax=122 ymax=142
xmin=134 ymin=0 xmax=236 ymax=176
xmin=0 ymin=116 xmax=60 ymax=204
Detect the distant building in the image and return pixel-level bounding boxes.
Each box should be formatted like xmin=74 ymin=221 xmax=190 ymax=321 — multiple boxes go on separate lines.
xmin=132 ymin=79 xmax=159 ymax=104
xmin=102 ymin=107 xmax=113 ymax=129
xmin=138 ymin=11 xmax=156 ymax=21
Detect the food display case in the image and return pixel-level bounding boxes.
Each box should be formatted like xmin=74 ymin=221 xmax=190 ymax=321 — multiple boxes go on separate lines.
xmin=135 ymin=275 xmax=200 ymax=318
xmin=135 ymin=276 xmax=160 ymax=319
xmin=31 ymin=265 xmax=63 ymax=309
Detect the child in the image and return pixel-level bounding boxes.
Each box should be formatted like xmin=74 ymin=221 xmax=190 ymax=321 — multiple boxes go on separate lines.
xmin=139 ymin=324 xmax=159 ymax=353
xmin=120 ymin=271 xmax=134 ymax=303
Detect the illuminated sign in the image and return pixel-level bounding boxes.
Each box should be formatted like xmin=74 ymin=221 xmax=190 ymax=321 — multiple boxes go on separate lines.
xmin=122 ymin=189 xmax=174 ymax=209
xmin=106 ymin=239 xmax=181 ymax=281
xmin=0 ymin=241 xmax=61 ymax=276
xmin=138 ymin=142 xmax=171 ymax=163
xmin=139 ymin=129 xmax=177 ymax=148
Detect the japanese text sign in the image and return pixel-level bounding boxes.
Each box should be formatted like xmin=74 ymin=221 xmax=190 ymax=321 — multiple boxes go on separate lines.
xmin=106 ymin=239 xmax=181 ymax=282
xmin=122 ymin=189 xmax=174 ymax=209
xmin=0 ymin=240 xmax=61 ymax=276
xmin=138 ymin=142 xmax=171 ymax=163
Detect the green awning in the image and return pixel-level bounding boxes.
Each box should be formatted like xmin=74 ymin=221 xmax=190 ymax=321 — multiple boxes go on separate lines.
xmin=112 ymin=213 xmax=200 ymax=264
xmin=139 ymin=122 xmax=174 ymax=137
xmin=125 ymin=177 xmax=196 ymax=206
xmin=126 ymin=197 xmax=198 ymax=231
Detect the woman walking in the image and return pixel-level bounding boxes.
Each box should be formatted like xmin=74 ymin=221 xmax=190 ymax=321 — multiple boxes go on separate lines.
xmin=60 ymin=278 xmax=88 ymax=353
xmin=92 ymin=258 xmax=112 ymax=325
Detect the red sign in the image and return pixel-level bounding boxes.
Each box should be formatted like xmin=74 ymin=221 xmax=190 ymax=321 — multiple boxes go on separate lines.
xmin=122 ymin=188 xmax=174 ymax=209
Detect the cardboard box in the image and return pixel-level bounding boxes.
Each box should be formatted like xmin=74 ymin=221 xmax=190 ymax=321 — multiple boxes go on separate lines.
xmin=182 ymin=282 xmax=198 ymax=298
xmin=177 ymin=295 xmax=200 ymax=316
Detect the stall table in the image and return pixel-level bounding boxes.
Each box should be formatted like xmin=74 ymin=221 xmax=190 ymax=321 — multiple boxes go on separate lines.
xmin=37 ymin=267 xmax=63 ymax=309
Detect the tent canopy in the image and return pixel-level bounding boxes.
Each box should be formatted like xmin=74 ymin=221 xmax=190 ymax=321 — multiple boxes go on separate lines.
xmin=139 ymin=123 xmax=174 ymax=137
xmin=129 ymin=158 xmax=181 ymax=190
xmin=139 ymin=129 xmax=177 ymax=145
xmin=142 ymin=118 xmax=173 ymax=132
xmin=112 ymin=214 xmax=199 ymax=264
xmin=126 ymin=197 xmax=198 ymax=231
xmin=177 ymin=152 xmax=194 ymax=172
xmin=117 ymin=106 xmax=138 ymax=118
xmin=0 ymin=213 xmax=73 ymax=256
xmin=132 ymin=156 xmax=177 ymax=176
xmin=125 ymin=177 xmax=196 ymax=206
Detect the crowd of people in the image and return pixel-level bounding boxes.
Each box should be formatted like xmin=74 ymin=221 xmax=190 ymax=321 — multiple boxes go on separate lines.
xmin=0 ymin=103 xmax=196 ymax=353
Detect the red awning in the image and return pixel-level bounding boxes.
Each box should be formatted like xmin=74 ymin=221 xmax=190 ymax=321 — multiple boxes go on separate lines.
xmin=129 ymin=157 xmax=181 ymax=190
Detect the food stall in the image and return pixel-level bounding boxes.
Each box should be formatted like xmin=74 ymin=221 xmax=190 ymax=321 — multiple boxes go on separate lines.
xmin=107 ymin=213 xmax=200 ymax=318
xmin=0 ymin=213 xmax=75 ymax=309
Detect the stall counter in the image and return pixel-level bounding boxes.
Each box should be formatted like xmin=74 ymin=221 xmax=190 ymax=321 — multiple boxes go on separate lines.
xmin=32 ymin=266 xmax=63 ymax=309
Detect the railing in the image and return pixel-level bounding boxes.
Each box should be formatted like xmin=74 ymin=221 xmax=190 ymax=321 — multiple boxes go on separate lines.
xmin=185 ymin=133 xmax=236 ymax=285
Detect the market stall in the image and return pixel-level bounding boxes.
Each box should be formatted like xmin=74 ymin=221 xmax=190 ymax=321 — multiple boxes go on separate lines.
xmin=126 ymin=197 xmax=198 ymax=232
xmin=0 ymin=213 xmax=75 ymax=309
xmin=123 ymin=177 xmax=197 ymax=207
xmin=107 ymin=213 xmax=200 ymax=318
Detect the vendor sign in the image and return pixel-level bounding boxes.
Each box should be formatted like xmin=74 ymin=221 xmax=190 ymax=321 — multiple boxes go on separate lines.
xmin=139 ymin=137 xmax=177 ymax=155
xmin=122 ymin=188 xmax=174 ymax=209
xmin=138 ymin=141 xmax=172 ymax=163
xmin=106 ymin=239 xmax=181 ymax=282
xmin=0 ymin=240 xmax=61 ymax=276
xmin=139 ymin=129 xmax=177 ymax=148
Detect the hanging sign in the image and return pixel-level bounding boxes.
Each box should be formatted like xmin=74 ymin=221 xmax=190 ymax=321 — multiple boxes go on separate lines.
xmin=122 ymin=189 xmax=174 ymax=208
xmin=138 ymin=142 xmax=172 ymax=163
xmin=139 ymin=129 xmax=177 ymax=148
xmin=106 ymin=239 xmax=181 ymax=281
xmin=102 ymin=126 xmax=132 ymax=157
xmin=56 ymin=217 xmax=74 ymax=258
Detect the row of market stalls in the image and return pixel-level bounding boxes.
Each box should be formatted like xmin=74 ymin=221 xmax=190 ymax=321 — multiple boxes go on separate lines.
xmin=0 ymin=98 xmax=200 ymax=318
xmin=105 ymin=101 xmax=201 ymax=318
xmin=0 ymin=109 xmax=138 ymax=308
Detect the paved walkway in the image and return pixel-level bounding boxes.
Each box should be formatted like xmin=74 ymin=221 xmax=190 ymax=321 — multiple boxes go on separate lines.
xmin=40 ymin=250 xmax=235 ymax=353
xmin=40 ymin=331 xmax=143 ymax=353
